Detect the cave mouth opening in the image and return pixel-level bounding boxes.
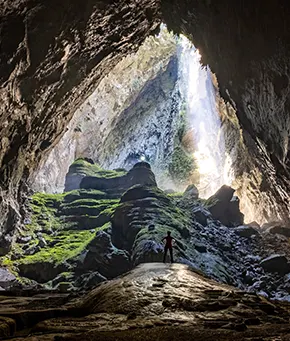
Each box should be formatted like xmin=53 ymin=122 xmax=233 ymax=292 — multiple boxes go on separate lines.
xmin=32 ymin=24 xmax=237 ymax=198
xmin=31 ymin=24 xmax=256 ymax=223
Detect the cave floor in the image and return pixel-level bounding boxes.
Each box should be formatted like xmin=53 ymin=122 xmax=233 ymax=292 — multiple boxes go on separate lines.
xmin=2 ymin=263 xmax=290 ymax=340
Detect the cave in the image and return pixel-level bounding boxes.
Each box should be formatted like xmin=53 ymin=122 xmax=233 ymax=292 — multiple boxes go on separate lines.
xmin=0 ymin=1 xmax=290 ymax=339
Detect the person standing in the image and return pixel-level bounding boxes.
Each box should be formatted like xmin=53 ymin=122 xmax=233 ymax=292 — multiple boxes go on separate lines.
xmin=162 ymin=231 xmax=175 ymax=263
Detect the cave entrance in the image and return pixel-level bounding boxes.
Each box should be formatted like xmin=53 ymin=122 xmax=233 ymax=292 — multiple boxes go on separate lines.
xmin=33 ymin=25 xmax=236 ymax=202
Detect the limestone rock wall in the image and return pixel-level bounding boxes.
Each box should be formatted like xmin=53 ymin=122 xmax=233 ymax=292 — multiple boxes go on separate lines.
xmin=32 ymin=29 xmax=178 ymax=193
xmin=0 ymin=0 xmax=161 ymax=251
xmin=161 ymin=0 xmax=290 ymax=223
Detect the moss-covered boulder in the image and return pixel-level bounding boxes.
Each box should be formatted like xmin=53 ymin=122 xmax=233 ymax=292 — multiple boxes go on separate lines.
xmin=64 ymin=158 xmax=127 ymax=192
xmin=80 ymin=161 xmax=157 ymax=192
xmin=0 ymin=187 xmax=119 ymax=285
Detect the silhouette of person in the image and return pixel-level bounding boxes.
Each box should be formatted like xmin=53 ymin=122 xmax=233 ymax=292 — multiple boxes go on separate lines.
xmin=162 ymin=231 xmax=175 ymax=263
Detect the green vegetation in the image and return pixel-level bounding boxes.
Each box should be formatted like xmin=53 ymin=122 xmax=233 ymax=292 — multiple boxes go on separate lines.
xmin=70 ymin=158 xmax=126 ymax=179
xmin=63 ymin=189 xmax=108 ymax=202
xmin=18 ymin=230 xmax=95 ymax=265
xmin=129 ymin=188 xmax=192 ymax=264
xmin=27 ymin=192 xmax=66 ymax=233
xmin=168 ymin=145 xmax=194 ymax=182
xmin=167 ymin=192 xmax=183 ymax=198
xmin=0 ymin=183 xmax=119 ymax=276
xmin=168 ymin=105 xmax=196 ymax=184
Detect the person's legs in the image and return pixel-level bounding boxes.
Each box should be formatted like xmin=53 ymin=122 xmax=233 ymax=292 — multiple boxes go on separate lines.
xmin=169 ymin=247 xmax=174 ymax=263
xmin=163 ymin=246 xmax=168 ymax=263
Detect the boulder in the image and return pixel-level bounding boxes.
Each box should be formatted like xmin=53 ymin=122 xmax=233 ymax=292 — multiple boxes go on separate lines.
xmin=234 ymin=225 xmax=260 ymax=238
xmin=132 ymin=239 xmax=164 ymax=265
xmin=206 ymin=185 xmax=244 ymax=227
xmin=38 ymin=237 xmax=47 ymax=248
xmin=18 ymin=261 xmax=69 ymax=283
xmin=266 ymin=224 xmax=290 ymax=238
xmin=64 ymin=158 xmax=97 ymax=191
xmin=261 ymin=221 xmax=283 ymax=230
xmin=16 ymin=235 xmax=32 ymax=244
xmin=183 ymin=184 xmax=199 ymax=199
xmin=75 ymin=271 xmax=107 ymax=289
xmin=51 ymin=272 xmax=74 ymax=287
xmin=127 ymin=162 xmax=157 ymax=187
xmin=246 ymin=221 xmax=260 ymax=229
xmin=55 ymin=282 xmax=74 ymax=293
xmin=192 ymin=206 xmax=211 ymax=226
xmin=24 ymin=245 xmax=40 ymax=255
xmin=112 ymin=186 xmax=171 ymax=250
xmin=0 ymin=268 xmax=17 ymax=289
xmin=209 ymin=185 xmax=235 ymax=202
xmin=260 ymin=255 xmax=290 ymax=274
xmin=194 ymin=243 xmax=207 ymax=253
xmin=81 ymin=231 xmax=131 ymax=279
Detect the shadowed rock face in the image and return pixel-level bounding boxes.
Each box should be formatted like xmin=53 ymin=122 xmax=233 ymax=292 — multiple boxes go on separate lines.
xmin=3 ymin=263 xmax=290 ymax=340
xmin=0 ymin=0 xmax=161 ymax=248
xmin=206 ymin=185 xmax=244 ymax=227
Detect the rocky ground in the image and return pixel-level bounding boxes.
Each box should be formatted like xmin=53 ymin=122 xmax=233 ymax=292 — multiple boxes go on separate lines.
xmin=3 ymin=263 xmax=290 ymax=340
xmin=1 ymin=159 xmax=290 ymax=302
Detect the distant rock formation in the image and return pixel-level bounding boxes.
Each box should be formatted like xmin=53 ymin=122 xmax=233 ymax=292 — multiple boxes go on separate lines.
xmin=80 ymin=161 xmax=157 ymax=191
xmin=64 ymin=159 xmax=157 ymax=193
xmin=206 ymin=185 xmax=244 ymax=227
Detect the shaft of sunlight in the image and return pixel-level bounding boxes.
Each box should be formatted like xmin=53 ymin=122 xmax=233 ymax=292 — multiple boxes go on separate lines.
xmin=179 ymin=35 xmax=234 ymax=198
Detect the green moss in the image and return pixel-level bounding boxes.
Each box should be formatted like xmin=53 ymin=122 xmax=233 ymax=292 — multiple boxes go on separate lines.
xmin=168 ymin=192 xmax=183 ymax=198
xmin=18 ymin=229 xmax=96 ymax=265
xmin=62 ymin=198 xmax=118 ymax=208
xmin=31 ymin=192 xmax=65 ymax=207
xmin=26 ymin=192 xmax=67 ymax=235
xmin=99 ymin=203 xmax=119 ymax=217
xmin=63 ymin=189 xmax=108 ymax=203
xmin=69 ymin=158 xmax=126 ymax=179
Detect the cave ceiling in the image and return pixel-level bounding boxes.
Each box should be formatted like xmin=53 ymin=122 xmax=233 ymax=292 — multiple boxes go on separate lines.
xmin=0 ymin=0 xmax=289 ymax=242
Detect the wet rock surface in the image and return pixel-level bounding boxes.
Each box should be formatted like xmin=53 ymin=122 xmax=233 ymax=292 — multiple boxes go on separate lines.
xmin=2 ymin=264 xmax=290 ymax=340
